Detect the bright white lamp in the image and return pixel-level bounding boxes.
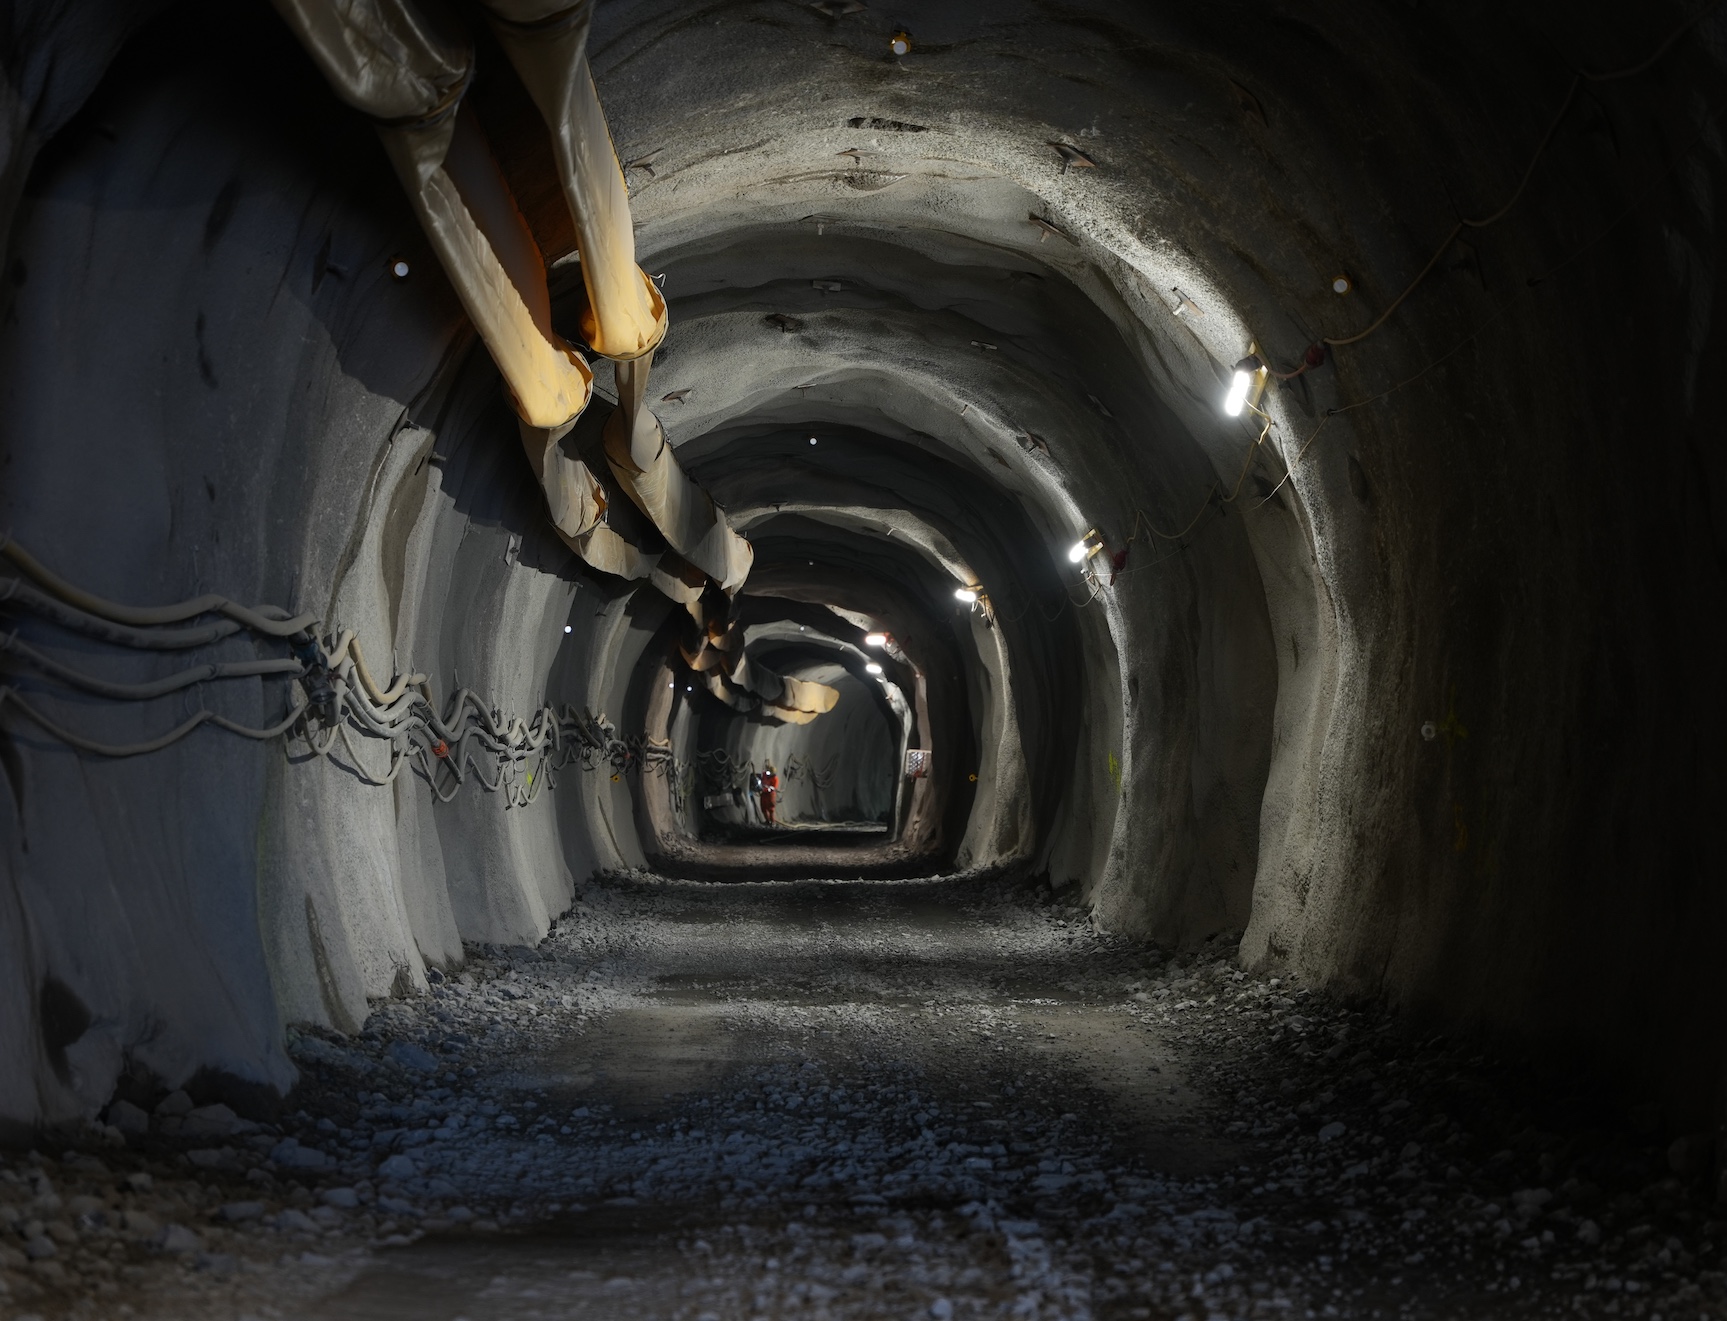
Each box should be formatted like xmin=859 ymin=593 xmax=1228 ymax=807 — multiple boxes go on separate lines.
xmin=1224 ymin=355 xmax=1263 ymax=417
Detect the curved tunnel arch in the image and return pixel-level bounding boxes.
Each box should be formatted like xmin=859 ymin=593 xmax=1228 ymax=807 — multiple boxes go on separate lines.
xmin=0 ymin=0 xmax=1722 ymax=1154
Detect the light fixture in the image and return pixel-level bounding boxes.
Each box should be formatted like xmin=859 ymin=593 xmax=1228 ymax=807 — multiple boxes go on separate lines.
xmin=1224 ymin=354 xmax=1266 ymax=417
xmin=1067 ymin=528 xmax=1104 ymax=564
xmin=389 ymin=257 xmax=411 ymax=280
xmin=889 ymin=29 xmax=912 ymax=55
xmin=563 ymin=625 xmax=572 ymax=634
xmin=863 ymin=632 xmax=889 ymax=647
xmin=954 ymin=587 xmax=978 ymax=603
xmin=809 ymin=436 xmax=818 ymax=445
xmin=865 ymin=662 xmax=884 ymax=675
xmin=1332 ymin=274 xmax=1353 ymax=295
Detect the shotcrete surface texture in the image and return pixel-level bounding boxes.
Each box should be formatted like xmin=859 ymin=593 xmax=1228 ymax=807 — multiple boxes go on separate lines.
xmin=1 ymin=0 xmax=1725 ymax=1143
xmin=591 ymin=0 xmax=1727 ymax=1124
xmin=3 ymin=878 xmax=1723 ymax=1320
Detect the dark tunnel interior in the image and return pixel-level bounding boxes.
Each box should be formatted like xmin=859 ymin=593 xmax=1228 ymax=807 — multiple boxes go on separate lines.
xmin=2 ymin=0 xmax=1726 ymax=1316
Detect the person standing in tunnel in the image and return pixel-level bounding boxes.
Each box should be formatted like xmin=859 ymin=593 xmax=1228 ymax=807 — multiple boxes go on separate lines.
xmin=760 ymin=761 xmax=780 ymax=827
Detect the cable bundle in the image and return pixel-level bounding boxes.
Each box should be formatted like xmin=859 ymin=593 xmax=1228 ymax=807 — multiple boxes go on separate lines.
xmin=0 ymin=536 xmax=684 ymax=807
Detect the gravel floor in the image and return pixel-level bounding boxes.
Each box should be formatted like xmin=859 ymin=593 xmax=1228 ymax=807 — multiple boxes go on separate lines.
xmin=4 ymin=873 xmax=1724 ymax=1320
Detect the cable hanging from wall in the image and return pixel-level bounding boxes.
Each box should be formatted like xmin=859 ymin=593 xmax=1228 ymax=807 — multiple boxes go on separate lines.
xmin=1093 ymin=2 xmax=1725 ymax=586
xmin=0 ymin=535 xmax=685 ymax=807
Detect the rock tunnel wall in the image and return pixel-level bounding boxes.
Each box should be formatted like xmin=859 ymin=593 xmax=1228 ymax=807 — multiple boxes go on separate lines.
xmin=0 ymin=0 xmax=1724 ymax=1143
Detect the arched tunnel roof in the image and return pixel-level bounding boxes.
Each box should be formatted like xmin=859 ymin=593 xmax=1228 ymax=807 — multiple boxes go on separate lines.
xmin=0 ymin=5 xmax=1725 ymax=1311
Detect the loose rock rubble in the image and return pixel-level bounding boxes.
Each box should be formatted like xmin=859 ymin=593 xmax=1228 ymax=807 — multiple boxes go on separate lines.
xmin=3 ymin=873 xmax=1723 ymax=1319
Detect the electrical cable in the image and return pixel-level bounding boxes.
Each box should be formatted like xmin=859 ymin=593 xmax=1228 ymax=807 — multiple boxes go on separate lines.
xmin=1 ymin=631 xmax=304 ymax=700
xmin=1318 ymin=1 xmax=1721 ymax=351
xmin=1118 ymin=5 xmax=1727 ymax=565
xmin=0 ymin=538 xmax=685 ymax=800
xmin=1119 ymin=415 xmax=1276 ymax=551
xmin=1247 ymin=82 xmax=1727 ymax=513
xmin=0 ymin=685 xmax=310 ymax=758
xmin=0 ymin=534 xmax=316 ymax=637
xmin=1 ymin=576 xmax=248 ymax=650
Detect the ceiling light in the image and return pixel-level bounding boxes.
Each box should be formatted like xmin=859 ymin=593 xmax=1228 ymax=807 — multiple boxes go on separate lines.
xmin=954 ymin=587 xmax=979 ymax=603
xmin=890 ymin=29 xmax=912 ymax=55
xmin=1224 ymin=355 xmax=1264 ymax=417
xmin=1332 ymin=274 xmax=1353 ymax=295
xmin=865 ymin=662 xmax=883 ymax=675
xmin=809 ymin=436 xmax=818 ymax=445
xmin=863 ymin=632 xmax=888 ymax=647
xmin=1067 ymin=528 xmax=1105 ymax=564
xmin=563 ymin=625 xmax=572 ymax=634
xmin=389 ymin=258 xmax=411 ymax=279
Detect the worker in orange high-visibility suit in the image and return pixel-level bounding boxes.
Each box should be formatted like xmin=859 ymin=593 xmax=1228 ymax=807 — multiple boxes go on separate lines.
xmin=760 ymin=761 xmax=780 ymax=826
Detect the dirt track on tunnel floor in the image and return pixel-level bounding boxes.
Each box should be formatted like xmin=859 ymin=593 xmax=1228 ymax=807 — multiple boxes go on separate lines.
xmin=12 ymin=875 xmax=1726 ymax=1321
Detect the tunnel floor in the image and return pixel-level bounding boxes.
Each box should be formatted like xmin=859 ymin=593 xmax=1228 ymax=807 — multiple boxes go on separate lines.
xmin=6 ymin=878 xmax=1724 ymax=1320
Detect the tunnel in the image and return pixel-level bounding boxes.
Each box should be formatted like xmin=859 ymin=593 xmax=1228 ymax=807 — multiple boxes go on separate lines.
xmin=1 ymin=0 xmax=1725 ymax=1316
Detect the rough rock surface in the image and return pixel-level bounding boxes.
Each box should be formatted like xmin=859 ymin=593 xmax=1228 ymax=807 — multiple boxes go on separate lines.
xmin=4 ymin=877 xmax=1723 ymax=1319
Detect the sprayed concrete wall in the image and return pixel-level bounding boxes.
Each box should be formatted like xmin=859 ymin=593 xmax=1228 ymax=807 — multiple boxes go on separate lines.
xmin=1 ymin=0 xmax=1723 ymax=1144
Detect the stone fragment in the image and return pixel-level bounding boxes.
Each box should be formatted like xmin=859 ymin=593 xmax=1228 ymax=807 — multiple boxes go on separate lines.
xmin=183 ymin=1104 xmax=240 ymax=1137
xmin=387 ymin=1041 xmax=439 ymax=1073
xmin=377 ymin=1154 xmax=418 ymax=1180
xmin=155 ymin=1223 xmax=203 ymax=1254
xmin=274 ymin=1208 xmax=318 ymax=1232
xmin=268 ymin=1139 xmax=331 ymax=1169
xmin=1667 ymin=1132 xmax=1714 ymax=1178
xmin=21 ymin=1236 xmax=55 ymax=1260
xmin=218 ymin=1201 xmax=265 ymax=1222
xmin=120 ymin=1210 xmax=159 ymax=1236
xmin=1317 ymin=1122 xmax=1346 ymax=1142
xmin=321 ymin=1188 xmax=359 ymax=1209
xmin=106 ymin=1100 xmax=150 ymax=1137
xmin=154 ymin=1090 xmax=193 ymax=1118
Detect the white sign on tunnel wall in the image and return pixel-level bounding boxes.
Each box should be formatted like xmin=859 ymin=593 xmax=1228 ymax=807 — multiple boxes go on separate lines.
xmin=905 ymin=749 xmax=932 ymax=779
